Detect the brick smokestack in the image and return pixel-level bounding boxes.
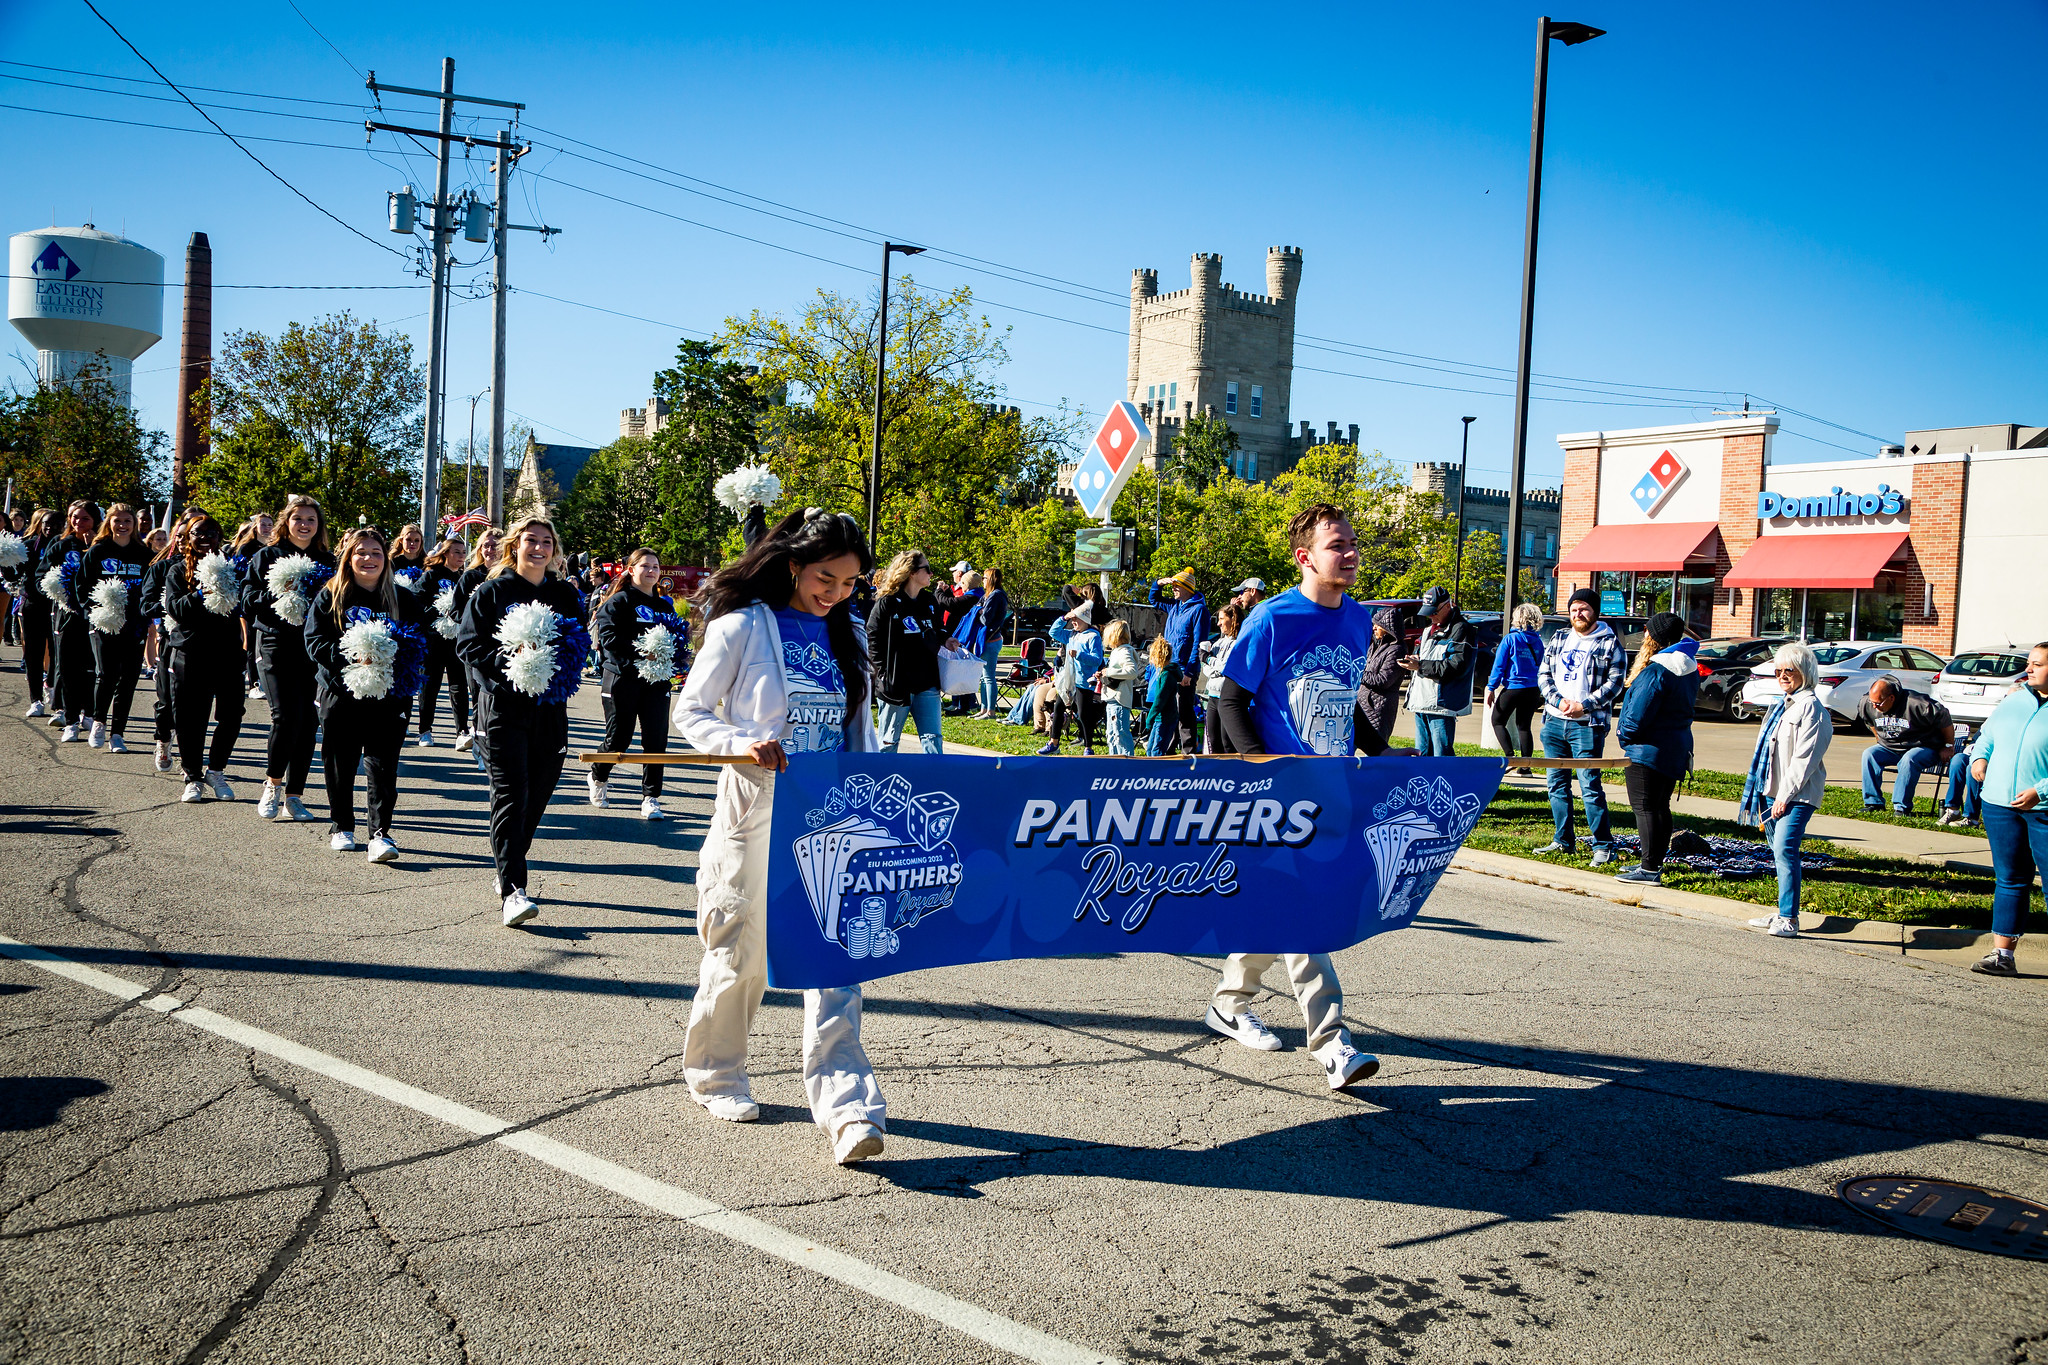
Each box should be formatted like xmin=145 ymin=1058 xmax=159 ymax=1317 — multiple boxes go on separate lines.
xmin=170 ymin=231 xmax=211 ymax=519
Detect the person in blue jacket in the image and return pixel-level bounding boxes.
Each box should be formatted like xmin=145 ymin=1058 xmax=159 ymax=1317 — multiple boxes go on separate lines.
xmin=1611 ymin=612 xmax=1700 ymax=884
xmin=1486 ymin=601 xmax=1546 ymax=773
xmin=1968 ymin=641 xmax=2048 ymax=977
xmin=1156 ymin=568 xmax=1209 ymax=754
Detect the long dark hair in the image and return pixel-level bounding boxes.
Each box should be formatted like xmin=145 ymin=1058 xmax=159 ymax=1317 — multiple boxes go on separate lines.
xmin=700 ymin=509 xmax=873 ymax=714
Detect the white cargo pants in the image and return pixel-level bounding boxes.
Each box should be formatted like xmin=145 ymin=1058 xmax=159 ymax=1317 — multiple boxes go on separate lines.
xmin=1212 ymin=953 xmax=1351 ymax=1053
xmin=683 ymin=765 xmax=886 ymax=1136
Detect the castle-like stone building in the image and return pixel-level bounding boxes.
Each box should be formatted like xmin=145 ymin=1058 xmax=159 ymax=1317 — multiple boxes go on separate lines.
xmin=1411 ymin=462 xmax=1563 ymax=593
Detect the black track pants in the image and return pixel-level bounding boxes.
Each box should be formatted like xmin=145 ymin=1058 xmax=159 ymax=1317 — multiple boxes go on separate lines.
xmin=54 ymin=615 xmax=95 ymax=722
xmin=321 ymin=696 xmax=404 ymax=836
xmin=255 ymin=633 xmax=319 ymax=793
xmin=89 ymin=631 xmax=143 ymax=732
xmin=1490 ymin=686 xmax=1542 ymax=760
xmin=170 ymin=649 xmax=246 ymax=779
xmin=1624 ymin=763 xmax=1679 ymax=871
xmin=591 ymin=671 xmax=670 ymax=797
xmin=478 ymin=690 xmax=568 ymax=894
xmin=418 ymin=638 xmax=469 ymax=735
xmin=21 ymin=600 xmax=52 ymax=704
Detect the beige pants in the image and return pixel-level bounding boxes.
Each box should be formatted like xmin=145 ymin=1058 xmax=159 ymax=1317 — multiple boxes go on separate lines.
xmin=683 ymin=766 xmax=886 ymax=1136
xmin=1212 ymin=953 xmax=1351 ymax=1053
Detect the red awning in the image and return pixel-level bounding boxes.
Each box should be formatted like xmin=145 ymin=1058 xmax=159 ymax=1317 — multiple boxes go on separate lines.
xmin=1722 ymin=532 xmax=1910 ymax=589
xmin=1554 ymin=521 xmax=1720 ymax=573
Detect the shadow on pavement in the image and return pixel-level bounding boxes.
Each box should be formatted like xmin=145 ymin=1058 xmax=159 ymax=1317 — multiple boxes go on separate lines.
xmin=0 ymin=1076 xmax=111 ymax=1131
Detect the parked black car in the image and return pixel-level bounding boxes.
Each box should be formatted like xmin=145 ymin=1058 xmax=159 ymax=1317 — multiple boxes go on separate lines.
xmin=1692 ymin=636 xmax=1790 ymax=719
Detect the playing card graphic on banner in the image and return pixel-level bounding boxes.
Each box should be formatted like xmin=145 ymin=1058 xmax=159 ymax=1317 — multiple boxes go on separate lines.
xmin=765 ymin=755 xmax=1501 ymax=987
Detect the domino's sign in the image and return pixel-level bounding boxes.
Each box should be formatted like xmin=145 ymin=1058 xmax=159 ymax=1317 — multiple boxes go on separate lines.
xmin=1628 ymin=448 xmax=1690 ymax=517
xmin=1072 ymin=401 xmax=1151 ymax=521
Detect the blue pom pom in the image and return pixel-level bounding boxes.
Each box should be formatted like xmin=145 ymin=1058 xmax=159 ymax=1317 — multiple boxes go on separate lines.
xmin=389 ymin=621 xmax=431 ymax=701
xmin=540 ymin=617 xmax=592 ymax=706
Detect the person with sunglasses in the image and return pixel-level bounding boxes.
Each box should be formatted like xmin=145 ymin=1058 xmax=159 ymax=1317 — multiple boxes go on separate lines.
xmin=1736 ymin=641 xmax=1833 ymax=939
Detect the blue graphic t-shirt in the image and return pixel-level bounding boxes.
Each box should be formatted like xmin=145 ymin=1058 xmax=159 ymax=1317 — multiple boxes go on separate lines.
xmin=774 ymin=608 xmax=847 ymax=753
xmin=1222 ymin=587 xmax=1374 ymax=755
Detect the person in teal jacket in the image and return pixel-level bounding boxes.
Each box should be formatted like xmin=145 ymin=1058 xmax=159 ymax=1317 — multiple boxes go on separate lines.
xmin=1968 ymin=642 xmax=2048 ymax=976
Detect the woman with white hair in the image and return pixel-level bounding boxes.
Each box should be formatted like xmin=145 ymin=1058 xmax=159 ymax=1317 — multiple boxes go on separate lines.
xmin=1486 ymin=601 xmax=1547 ymax=774
xmin=1737 ymin=640 xmax=1832 ymax=938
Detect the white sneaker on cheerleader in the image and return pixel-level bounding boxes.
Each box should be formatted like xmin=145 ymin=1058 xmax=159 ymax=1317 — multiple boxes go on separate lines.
xmin=154 ymin=740 xmax=173 ymax=771
xmin=256 ymin=783 xmax=282 ymax=819
xmin=833 ymin=1122 xmax=885 ymax=1165
xmin=87 ymin=721 xmax=106 ymax=748
xmin=502 ymin=890 xmax=538 ymax=927
xmin=365 ymin=835 xmax=399 ymax=864
xmin=24 ymin=700 xmax=45 ymax=718
xmin=106 ymin=734 xmax=128 ymax=754
xmin=204 ymin=770 xmax=235 ymax=801
xmin=47 ymin=710 xmax=65 ymax=727
xmin=700 ymin=1094 xmax=761 ymax=1123
xmin=59 ymin=724 xmax=79 ymax=743
xmin=417 ymin=731 xmax=435 ymax=747
xmin=330 ymin=831 xmax=357 ymax=852
xmin=641 ymin=797 xmax=664 ymax=821
xmin=1205 ymin=1005 xmax=1284 ymax=1052
xmin=281 ymin=795 xmax=314 ymax=822
xmin=180 ymin=780 xmax=206 ymax=803
xmin=587 ymin=773 xmax=608 ymax=808
xmin=453 ymin=730 xmax=474 ymax=752
xmin=1314 ymin=1040 xmax=1381 ymax=1089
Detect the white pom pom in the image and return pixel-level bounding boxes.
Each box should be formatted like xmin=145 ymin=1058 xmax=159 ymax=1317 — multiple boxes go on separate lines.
xmin=714 ymin=464 xmax=782 ymax=516
xmin=339 ymin=618 xmax=398 ymax=700
xmin=506 ymin=645 xmax=556 ymax=695
xmin=432 ymin=583 xmax=460 ymax=639
xmin=88 ymin=578 xmax=128 ymax=635
xmin=495 ymin=601 xmax=558 ymax=653
xmin=634 ymin=623 xmax=677 ymax=683
xmin=40 ymin=565 xmax=66 ymax=602
xmin=0 ymin=533 xmax=25 ymax=570
xmin=265 ymin=554 xmax=319 ymax=626
xmin=196 ymin=552 xmax=240 ymax=615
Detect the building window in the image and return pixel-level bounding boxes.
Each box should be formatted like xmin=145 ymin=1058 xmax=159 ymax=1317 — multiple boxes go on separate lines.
xmin=1225 ymin=382 xmax=1238 ymax=416
xmin=1543 ymin=529 xmax=1556 ymax=559
xmin=1249 ymin=385 xmax=1263 ymax=418
xmin=1169 ymin=382 xmax=1178 ymax=414
xmin=1523 ymin=528 xmax=1538 ymax=556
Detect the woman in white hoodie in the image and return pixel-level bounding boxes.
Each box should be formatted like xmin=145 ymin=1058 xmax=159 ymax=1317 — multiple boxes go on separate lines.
xmin=1737 ymin=640 xmax=1832 ymax=938
xmin=673 ymin=508 xmax=888 ymax=1166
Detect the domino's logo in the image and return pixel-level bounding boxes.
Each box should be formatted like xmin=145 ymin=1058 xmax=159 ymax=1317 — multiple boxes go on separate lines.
xmin=1073 ymin=401 xmax=1151 ymax=519
xmin=1628 ymin=448 xmax=1689 ymax=517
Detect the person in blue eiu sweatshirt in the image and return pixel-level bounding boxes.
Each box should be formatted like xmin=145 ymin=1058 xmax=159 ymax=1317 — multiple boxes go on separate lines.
xmin=1611 ymin=612 xmax=1700 ymax=885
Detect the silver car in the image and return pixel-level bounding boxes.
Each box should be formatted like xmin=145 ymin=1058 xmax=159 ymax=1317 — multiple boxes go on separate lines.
xmin=1929 ymin=648 xmax=2031 ymax=723
xmin=1737 ymin=641 xmax=1948 ymax=727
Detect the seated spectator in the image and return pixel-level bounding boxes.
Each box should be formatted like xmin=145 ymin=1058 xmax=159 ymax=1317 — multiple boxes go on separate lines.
xmin=1939 ymin=722 xmax=1983 ymax=827
xmin=1857 ymin=676 xmax=1954 ymax=815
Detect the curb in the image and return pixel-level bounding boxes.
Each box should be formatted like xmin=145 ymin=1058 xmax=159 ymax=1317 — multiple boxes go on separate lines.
xmin=1448 ymin=846 xmax=2048 ymax=976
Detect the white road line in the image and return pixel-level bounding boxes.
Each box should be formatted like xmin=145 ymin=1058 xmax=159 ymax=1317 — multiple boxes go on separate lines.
xmin=0 ymin=932 xmax=1120 ymax=1365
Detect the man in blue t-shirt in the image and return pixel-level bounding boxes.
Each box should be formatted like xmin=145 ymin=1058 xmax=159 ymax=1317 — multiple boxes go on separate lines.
xmin=1202 ymin=503 xmax=1380 ymax=1091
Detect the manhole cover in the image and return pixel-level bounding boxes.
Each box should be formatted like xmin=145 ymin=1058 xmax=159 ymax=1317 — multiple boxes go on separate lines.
xmin=1839 ymin=1176 xmax=2048 ymax=1260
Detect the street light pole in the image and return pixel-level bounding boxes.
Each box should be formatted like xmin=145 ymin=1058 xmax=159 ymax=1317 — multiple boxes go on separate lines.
xmin=1504 ymin=16 xmax=1604 ymax=615
xmin=464 ymin=388 xmax=489 ymax=517
xmin=1453 ymin=415 xmax=1475 ymax=603
xmin=867 ymin=241 xmax=925 ymax=552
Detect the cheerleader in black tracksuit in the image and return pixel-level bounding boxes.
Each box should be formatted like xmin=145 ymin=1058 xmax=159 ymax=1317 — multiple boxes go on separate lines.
xmin=241 ymin=495 xmax=335 ymax=823
xmin=451 ymin=527 xmax=502 ymax=758
xmin=587 ymin=548 xmax=684 ymax=820
xmin=229 ymin=518 xmax=268 ymax=698
xmin=164 ymin=514 xmax=246 ymax=801
xmin=74 ymin=504 xmax=151 ymax=753
xmin=415 ymin=540 xmax=469 ymax=747
xmin=455 ymin=517 xmax=588 ymax=927
xmin=37 ymin=500 xmax=102 ymax=740
xmin=305 ymin=526 xmax=424 ymax=863
xmin=18 ymin=510 xmax=58 ymax=719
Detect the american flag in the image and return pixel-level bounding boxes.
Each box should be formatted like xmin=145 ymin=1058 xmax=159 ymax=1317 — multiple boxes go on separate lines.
xmin=442 ymin=509 xmax=492 ymax=532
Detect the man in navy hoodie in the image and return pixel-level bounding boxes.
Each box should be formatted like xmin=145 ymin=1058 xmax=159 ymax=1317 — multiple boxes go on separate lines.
xmin=1155 ymin=568 xmax=1210 ymax=754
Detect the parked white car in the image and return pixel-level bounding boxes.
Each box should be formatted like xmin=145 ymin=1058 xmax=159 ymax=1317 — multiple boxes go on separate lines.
xmin=1929 ymin=648 xmax=2031 ymax=723
xmin=1735 ymin=641 xmax=1947 ymax=727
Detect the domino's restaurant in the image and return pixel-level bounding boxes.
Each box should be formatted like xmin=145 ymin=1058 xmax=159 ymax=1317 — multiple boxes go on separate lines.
xmin=1551 ymin=416 xmax=2048 ymax=654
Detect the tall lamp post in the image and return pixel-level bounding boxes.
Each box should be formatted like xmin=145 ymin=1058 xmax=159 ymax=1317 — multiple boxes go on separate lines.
xmin=463 ymin=387 xmax=490 ymax=519
xmin=867 ymin=241 xmax=925 ymax=551
xmin=1453 ymin=415 xmax=1476 ymax=602
xmin=1502 ymin=16 xmax=1605 ymax=614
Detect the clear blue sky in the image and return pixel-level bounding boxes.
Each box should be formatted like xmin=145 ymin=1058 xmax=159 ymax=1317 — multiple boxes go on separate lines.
xmin=6 ymin=0 xmax=2045 ymax=493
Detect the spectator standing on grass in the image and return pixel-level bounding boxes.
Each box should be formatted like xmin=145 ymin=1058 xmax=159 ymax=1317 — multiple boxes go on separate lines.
xmin=1857 ymin=676 xmax=1955 ymax=815
xmin=1737 ymin=641 xmax=1831 ymax=940
xmin=1967 ymin=642 xmax=2048 ymax=977
xmin=1535 ymin=587 xmax=1627 ymax=866
xmin=1039 ymin=602 xmax=1105 ymax=756
xmin=1358 ymin=605 xmax=1404 ymax=747
xmin=971 ymin=567 xmax=1009 ymax=719
xmin=1611 ymin=612 xmax=1700 ymax=886
xmin=1487 ymin=602 xmax=1546 ymax=775
xmin=1099 ymin=618 xmax=1142 ymax=755
xmin=1230 ymin=578 xmax=1266 ymax=614
xmin=1400 ymin=586 xmax=1474 ymax=757
xmin=1198 ymin=602 xmax=1245 ymax=754
xmin=1144 ymin=635 xmax=1179 ymax=757
xmin=867 ymin=551 xmax=944 ymax=755
xmin=1157 ymin=569 xmax=1209 ymax=754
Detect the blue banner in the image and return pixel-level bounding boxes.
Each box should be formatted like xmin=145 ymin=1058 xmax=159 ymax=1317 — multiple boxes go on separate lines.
xmin=763 ymin=754 xmax=1503 ymax=989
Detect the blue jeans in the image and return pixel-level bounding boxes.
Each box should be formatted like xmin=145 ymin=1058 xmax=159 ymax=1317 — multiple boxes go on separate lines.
xmin=1982 ymin=802 xmax=2047 ymax=940
xmin=877 ymin=688 xmax=943 ymax=755
xmin=1764 ymin=800 xmax=1817 ymax=918
xmin=977 ymin=637 xmax=1004 ymax=713
xmin=1862 ymin=743 xmax=1939 ymax=812
xmin=1541 ymin=715 xmax=1613 ymax=850
xmin=1944 ymin=750 xmax=1981 ymax=819
xmin=1105 ymin=701 xmax=1135 ymax=755
xmin=1146 ymin=709 xmax=1173 ymax=756
xmin=1414 ymin=714 xmax=1457 ymax=756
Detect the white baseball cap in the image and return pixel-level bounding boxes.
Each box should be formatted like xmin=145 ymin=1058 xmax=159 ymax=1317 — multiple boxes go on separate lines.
xmin=950 ymin=561 xmax=972 ymax=574
xmin=1233 ymin=578 xmax=1266 ymax=593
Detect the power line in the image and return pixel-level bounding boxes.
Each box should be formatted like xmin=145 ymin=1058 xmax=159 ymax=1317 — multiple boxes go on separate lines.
xmin=1 ymin=99 xmax=363 ymax=151
xmin=2 ymin=273 xmax=419 ymax=289
xmin=281 ymin=0 xmax=364 ymax=80
xmin=0 ymin=71 xmax=362 ymax=125
xmin=0 ymin=57 xmax=363 ymax=107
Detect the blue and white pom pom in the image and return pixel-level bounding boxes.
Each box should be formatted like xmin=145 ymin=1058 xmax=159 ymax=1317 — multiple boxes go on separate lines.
xmin=265 ymin=554 xmax=332 ymax=627
xmin=196 ymin=552 xmax=240 ymax=615
xmin=431 ymin=582 xmax=460 ymax=639
xmin=634 ymin=623 xmax=678 ymax=683
xmin=495 ymin=601 xmax=590 ymax=704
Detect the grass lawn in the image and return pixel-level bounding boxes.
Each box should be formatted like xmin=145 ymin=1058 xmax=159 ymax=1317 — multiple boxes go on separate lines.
xmin=1681 ymin=766 xmax=1986 ymax=838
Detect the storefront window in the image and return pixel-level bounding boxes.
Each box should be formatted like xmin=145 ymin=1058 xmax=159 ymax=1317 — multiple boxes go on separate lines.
xmin=1630 ymin=573 xmax=1674 ymax=618
xmin=1596 ymin=570 xmax=1630 ymax=618
xmin=1677 ymin=578 xmax=1716 ymax=639
xmin=1756 ymin=589 xmax=1800 ymax=637
xmin=1805 ymin=589 xmax=1854 ymax=642
xmin=1858 ymin=577 xmax=1905 ymax=642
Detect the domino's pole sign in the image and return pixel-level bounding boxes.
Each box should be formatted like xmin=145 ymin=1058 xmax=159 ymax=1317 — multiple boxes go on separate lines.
xmin=1072 ymin=401 xmax=1151 ymax=522
xmin=763 ymin=753 xmax=1503 ymax=988
xmin=1628 ymin=448 xmax=1690 ymax=517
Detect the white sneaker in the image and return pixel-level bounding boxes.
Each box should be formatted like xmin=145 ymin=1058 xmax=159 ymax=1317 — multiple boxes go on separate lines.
xmin=106 ymin=734 xmax=128 ymax=754
xmin=46 ymin=710 xmax=65 ymax=727
xmin=1205 ymin=1004 xmax=1284 ymax=1052
xmin=180 ymin=780 xmax=206 ymax=803
xmin=248 ymin=685 xmax=265 ymax=700
xmin=256 ymin=783 xmax=282 ymax=819
xmin=700 ymin=1094 xmax=761 ymax=1123
xmin=1314 ymin=1039 xmax=1381 ymax=1089
xmin=204 ymin=770 xmax=235 ymax=801
xmin=24 ymin=700 xmax=45 ymax=718
xmin=833 ymin=1121 xmax=885 ymax=1165
xmin=281 ymin=795 xmax=314 ymax=822
xmin=365 ymin=835 xmax=399 ymax=864
xmin=330 ymin=831 xmax=357 ymax=852
xmin=502 ymin=890 xmax=537 ymax=927
xmin=417 ymin=731 xmax=436 ymax=747
xmin=59 ymin=724 xmax=79 ymax=743
xmin=1588 ymin=847 xmax=1618 ymax=867
xmin=87 ymin=721 xmax=106 ymax=748
xmin=453 ymin=730 xmax=474 ymax=752
xmin=153 ymin=740 xmax=172 ymax=772
xmin=1746 ymin=915 xmax=1776 ymax=928
xmin=641 ymin=797 xmax=664 ymax=821
xmin=587 ymin=773 xmax=609 ymax=808
xmin=1768 ymin=916 xmax=1799 ymax=938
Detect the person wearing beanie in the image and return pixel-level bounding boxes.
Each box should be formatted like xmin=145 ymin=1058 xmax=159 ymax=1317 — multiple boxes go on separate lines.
xmin=1399 ymin=585 xmax=1475 ymax=756
xmin=1535 ymin=586 xmax=1628 ymax=865
xmin=1611 ymin=611 xmax=1700 ymax=884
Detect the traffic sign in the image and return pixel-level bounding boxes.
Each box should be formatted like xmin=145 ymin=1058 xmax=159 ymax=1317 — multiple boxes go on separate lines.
xmin=1072 ymin=401 xmax=1150 ymax=521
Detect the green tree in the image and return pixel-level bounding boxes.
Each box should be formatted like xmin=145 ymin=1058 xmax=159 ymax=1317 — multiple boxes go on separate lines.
xmin=186 ymin=409 xmax=319 ymax=529
xmin=553 ymin=437 xmax=663 ymax=563
xmin=0 ymin=360 xmax=166 ymax=514
xmin=1168 ymin=410 xmax=1240 ymax=492
xmin=973 ymin=497 xmax=1098 ymax=608
xmin=642 ymin=340 xmax=769 ymax=566
xmin=198 ymin=312 xmax=425 ymax=531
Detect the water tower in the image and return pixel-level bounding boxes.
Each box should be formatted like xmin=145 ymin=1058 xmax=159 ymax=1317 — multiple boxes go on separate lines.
xmin=8 ymin=225 xmax=164 ymax=406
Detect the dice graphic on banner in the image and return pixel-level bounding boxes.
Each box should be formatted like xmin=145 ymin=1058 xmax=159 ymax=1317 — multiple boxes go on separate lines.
xmin=872 ymin=773 xmax=913 ymax=820
xmin=1075 ymin=401 xmax=1151 ymax=521
xmin=1629 ymin=447 xmax=1689 ymax=516
xmin=906 ymin=792 xmax=961 ymax=850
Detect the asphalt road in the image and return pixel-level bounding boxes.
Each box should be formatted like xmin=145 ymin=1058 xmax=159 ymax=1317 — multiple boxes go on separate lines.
xmin=4 ymin=664 xmax=2046 ymax=1365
